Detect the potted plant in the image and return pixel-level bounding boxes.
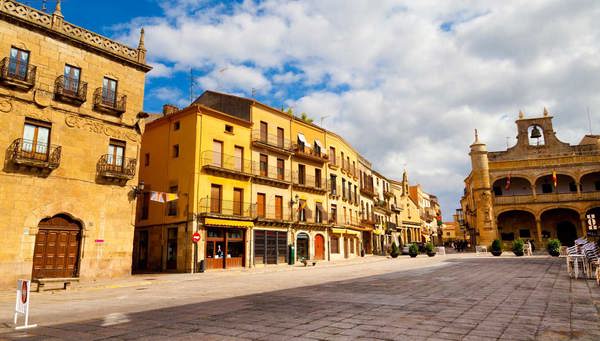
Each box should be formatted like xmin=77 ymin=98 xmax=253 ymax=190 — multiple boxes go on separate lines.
xmin=547 ymin=239 xmax=561 ymax=257
xmin=512 ymin=239 xmax=524 ymax=256
xmin=390 ymin=242 xmax=400 ymax=258
xmin=408 ymin=243 xmax=418 ymax=258
xmin=491 ymin=239 xmax=502 ymax=256
xmin=425 ymin=242 xmax=436 ymax=257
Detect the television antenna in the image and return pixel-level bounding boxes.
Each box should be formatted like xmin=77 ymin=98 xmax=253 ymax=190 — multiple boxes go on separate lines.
xmin=587 ymin=107 xmax=593 ymax=135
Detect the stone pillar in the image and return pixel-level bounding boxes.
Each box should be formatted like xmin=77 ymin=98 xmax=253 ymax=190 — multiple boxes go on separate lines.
xmin=535 ymin=219 xmax=543 ymax=248
xmin=580 ymin=215 xmax=588 ymax=238
xmin=531 ymin=184 xmax=537 ymax=199
xmin=469 ymin=130 xmax=496 ymax=246
xmin=576 ymin=182 xmax=581 ymax=197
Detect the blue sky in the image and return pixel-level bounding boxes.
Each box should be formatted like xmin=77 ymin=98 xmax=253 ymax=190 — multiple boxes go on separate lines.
xmin=32 ymin=0 xmax=600 ymax=218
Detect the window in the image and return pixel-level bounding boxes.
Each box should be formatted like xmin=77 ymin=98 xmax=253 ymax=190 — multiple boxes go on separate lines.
xmin=354 ymin=185 xmax=358 ymax=204
xmin=299 ymin=200 xmax=306 ymax=222
xmin=172 ymin=144 xmax=179 ymax=158
xmin=341 ymin=152 xmax=345 ymax=168
xmin=225 ymin=124 xmax=233 ymax=133
xmin=330 ymin=236 xmax=339 ymax=253
xmin=330 ymin=174 xmax=337 ymax=195
xmin=277 ymin=159 xmax=284 ymax=180
xmin=569 ymin=182 xmax=577 ymax=192
xmin=353 ymin=161 xmax=356 ymax=175
xmin=315 ymin=204 xmax=322 ymax=223
xmin=275 ymin=196 xmax=283 ymax=220
xmin=315 ymin=168 xmax=322 ymax=188
xmin=342 ymin=178 xmax=346 ymax=198
xmin=298 ymin=164 xmax=306 ymax=185
xmin=63 ymin=64 xmax=81 ymax=94
xmin=234 ymin=146 xmax=244 ymax=171
xmin=260 ymin=121 xmax=268 ymax=142
xmin=102 ymin=77 xmax=118 ymax=106
xmin=144 ymin=153 xmax=150 ymax=166
xmin=233 ymin=188 xmax=243 ymax=216
xmin=212 ymin=140 xmax=223 ymax=167
xmin=329 ymin=147 xmax=336 ymax=165
xmin=8 ymin=47 xmax=30 ymax=80
xmin=257 ymin=193 xmax=266 ymax=218
xmin=107 ymin=139 xmax=125 ymax=169
xmin=277 ymin=127 xmax=284 ymax=148
xmin=343 ymin=207 xmax=347 ymax=224
xmin=260 ymin=154 xmax=268 ymax=177
xmin=314 ymin=141 xmax=321 ymax=155
xmin=167 ymin=185 xmax=178 ymax=216
xmin=173 ymin=121 xmax=180 ymax=130
xmin=330 ymin=204 xmax=337 ymax=224
xmin=210 ymin=184 xmax=222 ymax=213
xmin=141 ymin=192 xmax=150 ymax=220
xmin=22 ymin=120 xmax=50 ymax=159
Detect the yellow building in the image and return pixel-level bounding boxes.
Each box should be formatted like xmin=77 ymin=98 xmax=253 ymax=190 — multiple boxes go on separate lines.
xmin=394 ymin=171 xmax=422 ymax=244
xmin=358 ymin=155 xmax=376 ymax=254
xmin=0 ymin=0 xmax=151 ymax=289
xmin=460 ymin=110 xmax=600 ymax=249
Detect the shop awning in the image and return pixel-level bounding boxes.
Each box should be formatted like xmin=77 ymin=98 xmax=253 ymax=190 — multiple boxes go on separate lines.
xmin=204 ymin=218 xmax=253 ymax=228
xmin=331 ymin=228 xmax=361 ymax=237
xmin=297 ymin=133 xmax=307 ymax=144
xmin=314 ymin=139 xmax=323 ymax=149
xmin=373 ymin=229 xmax=384 ymax=235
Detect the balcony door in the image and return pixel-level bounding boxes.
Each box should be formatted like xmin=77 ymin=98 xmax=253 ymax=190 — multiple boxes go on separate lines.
xmin=9 ymin=47 xmax=29 ymax=80
xmin=102 ymin=77 xmax=117 ymax=106
xmin=107 ymin=139 xmax=125 ymax=172
xmin=210 ymin=184 xmax=222 ymax=213
xmin=260 ymin=121 xmax=268 ymax=142
xmin=64 ymin=64 xmax=81 ymax=95
xmin=257 ymin=193 xmax=266 ymax=218
xmin=277 ymin=127 xmax=284 ymax=148
xmin=275 ymin=196 xmax=283 ymax=220
xmin=212 ymin=140 xmax=223 ymax=167
xmin=22 ymin=121 xmax=50 ymax=161
xmin=233 ymin=188 xmax=243 ymax=216
xmin=234 ymin=146 xmax=244 ymax=172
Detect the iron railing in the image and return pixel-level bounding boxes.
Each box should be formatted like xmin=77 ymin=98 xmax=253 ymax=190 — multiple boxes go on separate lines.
xmin=494 ymin=192 xmax=600 ymax=205
xmin=96 ymin=154 xmax=136 ymax=179
xmin=292 ymin=143 xmax=329 ymax=162
xmin=256 ymin=204 xmax=292 ymax=221
xmin=292 ymin=172 xmax=325 ymax=190
xmin=54 ymin=75 xmax=87 ymax=103
xmin=251 ymin=162 xmax=291 ymax=182
xmin=0 ymin=57 xmax=36 ymax=86
xmin=9 ymin=138 xmax=60 ymax=168
xmin=361 ymin=185 xmax=376 ymax=197
xmin=251 ymin=130 xmax=292 ymax=151
xmin=198 ymin=198 xmax=256 ymax=218
xmin=93 ymin=87 xmax=126 ymax=113
xmin=201 ymin=151 xmax=252 ymax=175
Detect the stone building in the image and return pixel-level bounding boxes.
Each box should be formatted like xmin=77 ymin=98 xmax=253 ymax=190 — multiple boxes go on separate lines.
xmin=0 ymin=0 xmax=151 ymax=289
xmin=460 ymin=109 xmax=600 ymax=248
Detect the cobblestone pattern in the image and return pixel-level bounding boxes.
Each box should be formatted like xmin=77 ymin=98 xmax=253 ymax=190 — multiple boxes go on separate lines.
xmin=2 ymin=257 xmax=599 ymax=340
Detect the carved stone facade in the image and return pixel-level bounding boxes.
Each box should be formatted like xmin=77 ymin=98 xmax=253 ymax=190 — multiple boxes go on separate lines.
xmin=460 ymin=110 xmax=600 ymax=249
xmin=0 ymin=1 xmax=150 ymax=289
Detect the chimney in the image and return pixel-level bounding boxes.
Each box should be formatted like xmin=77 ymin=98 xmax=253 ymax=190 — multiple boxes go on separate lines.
xmin=162 ymin=104 xmax=179 ymax=116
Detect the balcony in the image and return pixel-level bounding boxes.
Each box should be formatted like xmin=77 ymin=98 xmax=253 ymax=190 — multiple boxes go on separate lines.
xmin=374 ymin=199 xmax=392 ymax=215
xmin=54 ymin=75 xmax=87 ymax=105
xmin=327 ymin=179 xmax=340 ymax=199
xmin=251 ymin=130 xmax=293 ymax=154
xmin=0 ymin=57 xmax=36 ymax=90
xmin=256 ymin=205 xmax=293 ymax=223
xmin=292 ymin=172 xmax=327 ymax=193
xmin=201 ymin=151 xmax=252 ymax=179
xmin=361 ymin=217 xmax=375 ymax=225
xmin=93 ymin=88 xmax=126 ymax=115
xmin=8 ymin=138 xmax=60 ymax=173
xmin=292 ymin=143 xmax=329 ymax=164
xmin=328 ymin=156 xmax=340 ymax=169
xmin=383 ymin=189 xmax=394 ymax=199
xmin=360 ymin=185 xmax=376 ymax=198
xmin=251 ymin=163 xmax=291 ymax=187
xmin=96 ymin=154 xmax=136 ymax=182
xmin=198 ymin=198 xmax=256 ymax=219
xmin=391 ymin=204 xmax=402 ymax=213
xmin=494 ymin=192 xmax=600 ymax=206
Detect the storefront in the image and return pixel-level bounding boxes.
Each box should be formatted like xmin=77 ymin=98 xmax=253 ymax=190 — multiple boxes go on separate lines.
xmin=254 ymin=229 xmax=288 ymax=265
xmin=296 ymin=232 xmax=310 ymax=260
xmin=202 ymin=218 xmax=253 ymax=270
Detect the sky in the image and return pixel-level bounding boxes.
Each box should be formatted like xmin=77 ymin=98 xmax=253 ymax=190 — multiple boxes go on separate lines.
xmin=36 ymin=0 xmax=600 ymax=219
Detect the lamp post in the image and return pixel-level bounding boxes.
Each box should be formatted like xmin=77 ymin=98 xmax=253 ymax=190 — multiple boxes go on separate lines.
xmin=133 ymin=180 xmax=145 ymax=196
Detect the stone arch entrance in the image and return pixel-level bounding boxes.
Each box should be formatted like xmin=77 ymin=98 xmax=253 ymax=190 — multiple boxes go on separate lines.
xmin=541 ymin=208 xmax=580 ymax=247
xmin=32 ymin=214 xmax=82 ymax=279
xmin=497 ymin=210 xmax=536 ymax=244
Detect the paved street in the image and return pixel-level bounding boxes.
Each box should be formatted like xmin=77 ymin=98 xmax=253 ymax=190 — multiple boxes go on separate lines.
xmin=1 ymin=254 xmax=599 ymax=340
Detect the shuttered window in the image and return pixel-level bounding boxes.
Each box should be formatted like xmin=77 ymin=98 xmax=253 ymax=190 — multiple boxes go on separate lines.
xmin=254 ymin=230 xmax=288 ymax=265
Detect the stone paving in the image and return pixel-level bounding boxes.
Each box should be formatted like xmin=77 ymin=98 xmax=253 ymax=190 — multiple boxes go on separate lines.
xmin=1 ymin=255 xmax=599 ymax=340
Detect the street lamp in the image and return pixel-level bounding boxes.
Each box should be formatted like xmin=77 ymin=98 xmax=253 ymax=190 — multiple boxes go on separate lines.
xmin=133 ymin=180 xmax=145 ymax=196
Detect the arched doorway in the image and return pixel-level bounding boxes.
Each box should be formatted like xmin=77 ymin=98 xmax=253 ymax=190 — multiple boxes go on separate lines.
xmin=497 ymin=210 xmax=536 ymax=245
xmin=296 ymin=232 xmax=309 ymax=260
xmin=541 ymin=208 xmax=580 ymax=247
xmin=32 ymin=214 xmax=82 ymax=279
xmin=314 ymin=234 xmax=325 ymax=260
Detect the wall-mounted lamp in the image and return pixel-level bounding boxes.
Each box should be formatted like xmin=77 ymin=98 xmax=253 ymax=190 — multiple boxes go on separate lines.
xmin=290 ymin=194 xmax=299 ymax=206
xmin=133 ymin=180 xmax=145 ymax=196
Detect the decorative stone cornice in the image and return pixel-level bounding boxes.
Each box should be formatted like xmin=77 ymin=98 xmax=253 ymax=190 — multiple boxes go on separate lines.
xmin=0 ymin=0 xmax=151 ymax=71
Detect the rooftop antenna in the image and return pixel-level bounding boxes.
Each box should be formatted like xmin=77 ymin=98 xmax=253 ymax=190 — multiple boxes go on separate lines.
xmin=216 ymin=67 xmax=228 ymax=91
xmin=189 ymin=68 xmax=194 ymax=104
xmin=587 ymin=107 xmax=593 ymax=135
xmin=505 ymin=136 xmax=510 ymax=149
xmin=41 ymin=0 xmax=47 ymax=12
xmin=320 ymin=115 xmax=329 ymax=127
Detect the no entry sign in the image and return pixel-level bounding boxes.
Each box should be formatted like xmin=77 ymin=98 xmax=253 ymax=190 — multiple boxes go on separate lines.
xmin=14 ymin=279 xmax=36 ymax=329
xmin=192 ymin=232 xmax=201 ymax=243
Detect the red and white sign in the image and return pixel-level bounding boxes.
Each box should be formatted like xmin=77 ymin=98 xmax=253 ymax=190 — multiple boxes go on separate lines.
xmin=192 ymin=232 xmax=201 ymax=243
xmin=14 ymin=279 xmax=36 ymax=329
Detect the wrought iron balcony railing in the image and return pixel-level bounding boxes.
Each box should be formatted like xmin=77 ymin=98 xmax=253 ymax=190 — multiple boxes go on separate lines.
xmin=93 ymin=88 xmax=126 ymax=114
xmin=251 ymin=130 xmax=293 ymax=151
xmin=292 ymin=172 xmax=326 ymax=190
xmin=0 ymin=57 xmax=36 ymax=88
xmin=54 ymin=75 xmax=87 ymax=104
xmin=96 ymin=154 xmax=136 ymax=180
xmin=8 ymin=138 xmax=60 ymax=169
xmin=256 ymin=204 xmax=292 ymax=221
xmin=292 ymin=143 xmax=329 ymax=163
xmin=251 ymin=162 xmax=291 ymax=183
xmin=198 ymin=198 xmax=256 ymax=218
xmin=201 ymin=151 xmax=253 ymax=177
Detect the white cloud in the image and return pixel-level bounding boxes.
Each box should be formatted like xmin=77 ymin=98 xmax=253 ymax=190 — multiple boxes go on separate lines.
xmin=146 ymin=62 xmax=173 ymax=79
xmin=120 ymin=0 xmax=600 ymax=217
xmin=148 ymin=87 xmax=188 ymax=108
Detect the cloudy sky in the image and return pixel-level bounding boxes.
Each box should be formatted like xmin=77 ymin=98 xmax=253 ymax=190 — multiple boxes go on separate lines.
xmin=59 ymin=0 xmax=600 ymax=218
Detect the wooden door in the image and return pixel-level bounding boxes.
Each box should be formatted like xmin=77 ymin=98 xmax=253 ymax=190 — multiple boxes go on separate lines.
xmin=233 ymin=188 xmax=243 ymax=216
xmin=260 ymin=121 xmax=268 ymax=142
xmin=275 ymin=196 xmax=283 ymax=220
xmin=32 ymin=215 xmax=81 ymax=279
xmin=277 ymin=127 xmax=284 ymax=148
xmin=22 ymin=122 xmax=50 ymax=161
xmin=102 ymin=77 xmax=117 ymax=105
xmin=212 ymin=140 xmax=223 ymax=166
xmin=234 ymin=146 xmax=244 ymax=172
xmin=210 ymin=185 xmax=221 ymax=213
xmin=257 ymin=193 xmax=266 ymax=218
xmin=314 ymin=234 xmax=325 ymax=260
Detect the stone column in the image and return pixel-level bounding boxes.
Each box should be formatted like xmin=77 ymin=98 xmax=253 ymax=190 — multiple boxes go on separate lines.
xmin=576 ymin=182 xmax=582 ymax=197
xmin=535 ymin=219 xmax=543 ymax=248
xmin=580 ymin=215 xmax=588 ymax=238
xmin=531 ymin=184 xmax=537 ymax=198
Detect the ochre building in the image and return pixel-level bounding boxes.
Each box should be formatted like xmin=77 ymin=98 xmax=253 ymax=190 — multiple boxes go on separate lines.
xmin=0 ymin=0 xmax=151 ymax=289
xmin=460 ymin=110 xmax=600 ymax=249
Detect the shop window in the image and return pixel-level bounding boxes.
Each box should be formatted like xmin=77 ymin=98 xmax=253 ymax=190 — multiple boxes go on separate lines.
xmin=331 ymin=236 xmax=339 ymax=253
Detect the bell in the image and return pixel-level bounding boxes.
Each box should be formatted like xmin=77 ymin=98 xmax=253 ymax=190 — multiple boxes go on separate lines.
xmin=530 ymin=126 xmax=542 ymax=139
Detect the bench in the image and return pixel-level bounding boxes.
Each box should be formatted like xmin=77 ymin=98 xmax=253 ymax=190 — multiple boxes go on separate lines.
xmin=33 ymin=277 xmax=79 ymax=292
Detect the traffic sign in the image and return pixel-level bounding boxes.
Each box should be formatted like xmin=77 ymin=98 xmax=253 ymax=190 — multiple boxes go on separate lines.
xmin=192 ymin=232 xmax=201 ymax=243
xmin=14 ymin=279 xmax=36 ymax=330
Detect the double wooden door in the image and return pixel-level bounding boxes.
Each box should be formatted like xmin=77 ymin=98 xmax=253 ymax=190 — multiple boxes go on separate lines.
xmin=32 ymin=215 xmax=81 ymax=279
xmin=314 ymin=234 xmax=325 ymax=260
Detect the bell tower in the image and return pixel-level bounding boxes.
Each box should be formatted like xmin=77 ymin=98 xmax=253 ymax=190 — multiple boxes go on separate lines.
xmin=469 ymin=130 xmax=496 ymax=246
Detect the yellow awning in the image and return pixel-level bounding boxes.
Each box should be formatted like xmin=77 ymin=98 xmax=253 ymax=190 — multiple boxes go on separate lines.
xmin=331 ymin=228 xmax=361 ymax=237
xmin=345 ymin=230 xmax=361 ymax=237
xmin=373 ymin=229 xmax=384 ymax=235
xmin=204 ymin=218 xmax=253 ymax=228
xmin=331 ymin=228 xmax=346 ymax=234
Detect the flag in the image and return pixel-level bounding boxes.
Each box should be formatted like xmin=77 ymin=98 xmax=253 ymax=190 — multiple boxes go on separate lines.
xmin=150 ymin=191 xmax=165 ymax=203
xmin=552 ymin=171 xmax=557 ymax=188
xmin=505 ymin=174 xmax=511 ymax=191
xmin=298 ymin=200 xmax=307 ymax=211
xmin=165 ymin=193 xmax=179 ymax=202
